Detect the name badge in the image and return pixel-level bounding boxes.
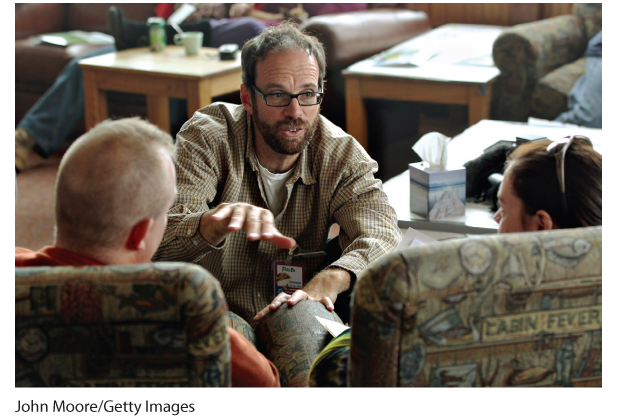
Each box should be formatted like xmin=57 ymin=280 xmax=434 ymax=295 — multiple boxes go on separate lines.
xmin=273 ymin=261 xmax=306 ymax=296
xmin=272 ymin=245 xmax=327 ymax=297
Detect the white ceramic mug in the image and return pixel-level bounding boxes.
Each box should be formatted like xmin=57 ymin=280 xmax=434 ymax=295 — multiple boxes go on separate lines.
xmin=173 ymin=31 xmax=203 ymax=56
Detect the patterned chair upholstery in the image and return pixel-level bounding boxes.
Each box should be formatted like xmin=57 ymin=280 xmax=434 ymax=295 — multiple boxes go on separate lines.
xmin=16 ymin=262 xmax=231 ymax=387
xmin=491 ymin=3 xmax=602 ymax=122
xmin=349 ymin=226 xmax=601 ymax=387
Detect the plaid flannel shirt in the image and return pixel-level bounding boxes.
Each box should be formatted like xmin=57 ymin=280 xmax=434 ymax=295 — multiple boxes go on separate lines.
xmin=153 ymin=103 xmax=402 ymax=324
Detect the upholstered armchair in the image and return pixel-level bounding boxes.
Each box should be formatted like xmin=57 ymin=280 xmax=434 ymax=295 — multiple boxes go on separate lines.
xmin=491 ymin=3 xmax=602 ymax=122
xmin=349 ymin=226 xmax=602 ymax=387
xmin=16 ymin=262 xmax=231 ymax=387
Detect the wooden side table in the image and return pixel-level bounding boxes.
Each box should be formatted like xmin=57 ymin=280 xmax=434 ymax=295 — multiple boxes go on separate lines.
xmin=78 ymin=46 xmax=242 ymax=133
xmin=342 ymin=24 xmax=504 ymax=151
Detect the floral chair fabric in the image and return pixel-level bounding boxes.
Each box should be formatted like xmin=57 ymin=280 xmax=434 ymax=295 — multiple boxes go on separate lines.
xmin=491 ymin=3 xmax=602 ymax=122
xmin=349 ymin=226 xmax=602 ymax=387
xmin=16 ymin=262 xmax=231 ymax=387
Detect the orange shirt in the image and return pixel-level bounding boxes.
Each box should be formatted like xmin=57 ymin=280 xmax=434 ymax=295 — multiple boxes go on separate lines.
xmin=16 ymin=246 xmax=280 ymax=387
xmin=16 ymin=246 xmax=102 ymax=266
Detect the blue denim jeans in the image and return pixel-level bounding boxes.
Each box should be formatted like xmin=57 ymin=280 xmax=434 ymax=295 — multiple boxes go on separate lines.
xmin=18 ymin=45 xmax=116 ymax=157
xmin=555 ymin=56 xmax=602 ymax=128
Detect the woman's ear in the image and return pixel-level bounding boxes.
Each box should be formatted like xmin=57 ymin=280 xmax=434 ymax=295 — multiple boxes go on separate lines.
xmin=530 ymin=210 xmax=556 ymax=231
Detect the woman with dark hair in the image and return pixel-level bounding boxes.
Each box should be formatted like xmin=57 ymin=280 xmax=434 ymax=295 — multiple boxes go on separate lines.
xmin=495 ymin=135 xmax=602 ymax=233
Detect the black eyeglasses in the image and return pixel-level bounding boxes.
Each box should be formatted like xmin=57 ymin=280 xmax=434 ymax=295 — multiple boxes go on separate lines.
xmin=252 ymin=86 xmax=324 ymax=107
xmin=546 ymin=135 xmax=593 ymax=218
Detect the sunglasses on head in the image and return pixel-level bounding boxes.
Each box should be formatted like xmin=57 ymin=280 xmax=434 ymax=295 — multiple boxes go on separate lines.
xmin=546 ymin=135 xmax=593 ymax=219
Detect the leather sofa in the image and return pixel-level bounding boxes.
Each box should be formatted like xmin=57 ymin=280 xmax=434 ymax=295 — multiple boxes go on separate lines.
xmin=15 ymin=3 xmax=158 ymax=132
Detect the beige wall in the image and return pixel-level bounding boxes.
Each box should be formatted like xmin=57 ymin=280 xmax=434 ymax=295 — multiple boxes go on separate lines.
xmin=373 ymin=3 xmax=576 ymax=27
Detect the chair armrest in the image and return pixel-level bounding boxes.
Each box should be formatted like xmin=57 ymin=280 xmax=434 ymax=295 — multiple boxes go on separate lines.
xmin=255 ymin=300 xmax=343 ymax=387
xmin=491 ymin=14 xmax=588 ymax=121
xmin=493 ymin=15 xmax=587 ymax=91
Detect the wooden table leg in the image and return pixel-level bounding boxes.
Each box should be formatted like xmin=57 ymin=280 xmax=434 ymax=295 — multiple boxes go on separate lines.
xmin=187 ymin=79 xmax=212 ymax=120
xmin=345 ymin=77 xmax=369 ymax=151
xmin=146 ymin=94 xmax=170 ymax=133
xmin=468 ymin=83 xmax=493 ymax=126
xmin=82 ymin=68 xmax=108 ymax=131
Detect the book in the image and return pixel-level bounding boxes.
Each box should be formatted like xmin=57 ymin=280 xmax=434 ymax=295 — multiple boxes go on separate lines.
xmin=36 ymin=31 xmax=114 ymax=47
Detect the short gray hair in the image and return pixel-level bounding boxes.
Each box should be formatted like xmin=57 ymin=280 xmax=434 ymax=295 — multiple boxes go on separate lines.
xmin=241 ymin=20 xmax=327 ymax=91
xmin=55 ymin=118 xmax=175 ymax=250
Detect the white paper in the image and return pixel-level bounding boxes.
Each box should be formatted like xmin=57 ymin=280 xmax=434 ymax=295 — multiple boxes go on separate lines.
xmin=315 ymin=316 xmax=350 ymax=338
xmin=396 ymin=227 xmax=438 ymax=250
xmin=374 ymin=46 xmax=443 ymax=67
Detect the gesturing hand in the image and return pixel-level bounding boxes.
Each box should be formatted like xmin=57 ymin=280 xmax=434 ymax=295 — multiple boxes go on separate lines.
xmin=199 ymin=202 xmax=296 ymax=249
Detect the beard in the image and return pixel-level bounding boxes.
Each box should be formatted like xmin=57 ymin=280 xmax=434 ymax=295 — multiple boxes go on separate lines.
xmin=253 ymin=103 xmax=319 ymax=155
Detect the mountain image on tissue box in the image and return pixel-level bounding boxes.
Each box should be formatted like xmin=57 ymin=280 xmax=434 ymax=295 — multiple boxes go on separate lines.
xmin=409 ymin=162 xmax=466 ymax=220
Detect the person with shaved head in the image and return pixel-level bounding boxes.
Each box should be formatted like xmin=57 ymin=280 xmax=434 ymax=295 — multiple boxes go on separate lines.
xmin=17 ymin=117 xmax=176 ymax=266
xmin=16 ymin=117 xmax=280 ymax=387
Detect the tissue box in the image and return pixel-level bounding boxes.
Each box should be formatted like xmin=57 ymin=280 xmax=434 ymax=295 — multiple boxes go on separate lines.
xmin=409 ymin=162 xmax=466 ymax=220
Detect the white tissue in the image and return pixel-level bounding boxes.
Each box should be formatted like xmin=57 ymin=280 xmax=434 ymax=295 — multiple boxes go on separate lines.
xmin=412 ymin=132 xmax=451 ymax=170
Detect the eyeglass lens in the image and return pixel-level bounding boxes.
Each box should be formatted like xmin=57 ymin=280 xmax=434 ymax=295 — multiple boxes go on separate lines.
xmin=267 ymin=93 xmax=321 ymax=106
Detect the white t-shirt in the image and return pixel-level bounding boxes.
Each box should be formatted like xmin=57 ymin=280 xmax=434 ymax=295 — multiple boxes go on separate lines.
xmin=257 ymin=161 xmax=294 ymax=217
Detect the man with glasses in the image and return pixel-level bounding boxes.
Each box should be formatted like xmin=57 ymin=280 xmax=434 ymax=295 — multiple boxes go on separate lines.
xmin=154 ymin=22 xmax=402 ymax=326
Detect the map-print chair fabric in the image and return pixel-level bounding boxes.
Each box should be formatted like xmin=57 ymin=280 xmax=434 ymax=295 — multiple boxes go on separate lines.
xmin=16 ymin=262 xmax=231 ymax=387
xmin=350 ymin=226 xmax=601 ymax=387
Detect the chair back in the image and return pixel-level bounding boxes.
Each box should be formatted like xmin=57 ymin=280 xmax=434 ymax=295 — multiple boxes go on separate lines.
xmin=350 ymin=227 xmax=602 ymax=387
xmin=16 ymin=262 xmax=230 ymax=387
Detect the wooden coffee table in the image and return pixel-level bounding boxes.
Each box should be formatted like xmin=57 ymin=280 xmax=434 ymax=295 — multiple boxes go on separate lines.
xmin=343 ymin=24 xmax=504 ymax=151
xmin=78 ymin=46 xmax=242 ymax=133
